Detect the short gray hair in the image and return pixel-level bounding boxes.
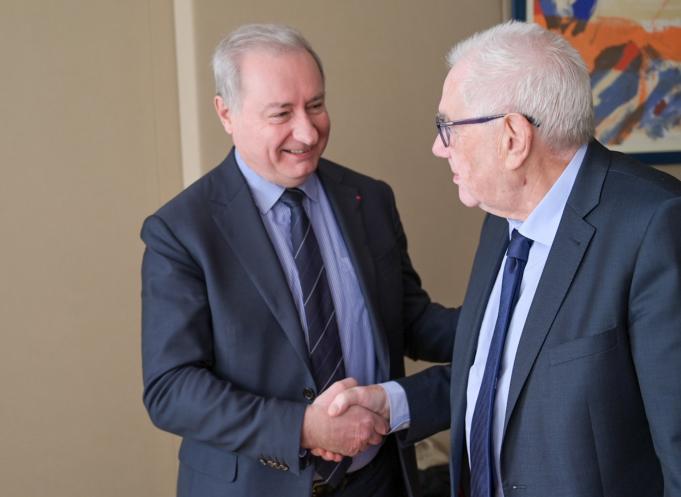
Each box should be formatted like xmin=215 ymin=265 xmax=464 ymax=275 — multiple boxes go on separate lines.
xmin=447 ymin=21 xmax=594 ymax=150
xmin=212 ymin=23 xmax=325 ymax=111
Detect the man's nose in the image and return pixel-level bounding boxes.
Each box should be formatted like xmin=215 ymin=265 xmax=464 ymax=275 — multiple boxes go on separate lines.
xmin=292 ymin=114 xmax=318 ymax=145
xmin=432 ymin=135 xmax=448 ymax=158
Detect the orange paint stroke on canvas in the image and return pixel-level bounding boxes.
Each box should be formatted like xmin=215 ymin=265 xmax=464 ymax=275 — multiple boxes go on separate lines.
xmin=534 ymin=14 xmax=681 ymax=71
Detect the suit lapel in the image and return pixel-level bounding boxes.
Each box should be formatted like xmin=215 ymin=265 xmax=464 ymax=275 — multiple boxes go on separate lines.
xmin=503 ymin=140 xmax=608 ymax=432
xmin=455 ymin=216 xmax=509 ymax=391
xmin=317 ymin=163 xmax=390 ymax=379
xmin=208 ymin=151 xmax=313 ymax=372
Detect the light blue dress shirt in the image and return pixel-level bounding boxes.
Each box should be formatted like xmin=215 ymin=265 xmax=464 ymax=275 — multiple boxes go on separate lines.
xmin=235 ymin=150 xmax=381 ymax=471
xmin=465 ymin=145 xmax=587 ymax=496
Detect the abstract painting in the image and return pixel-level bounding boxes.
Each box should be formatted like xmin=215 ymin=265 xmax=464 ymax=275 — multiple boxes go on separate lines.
xmin=513 ymin=0 xmax=681 ymax=164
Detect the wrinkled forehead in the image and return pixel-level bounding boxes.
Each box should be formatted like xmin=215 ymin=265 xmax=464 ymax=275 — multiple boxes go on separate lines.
xmin=241 ymin=49 xmax=323 ymax=88
xmin=240 ymin=46 xmax=323 ymax=79
xmin=438 ymin=62 xmax=470 ymax=118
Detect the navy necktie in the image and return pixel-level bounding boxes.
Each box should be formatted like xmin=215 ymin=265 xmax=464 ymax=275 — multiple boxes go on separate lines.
xmin=470 ymin=229 xmax=533 ymax=497
xmin=279 ymin=188 xmax=351 ymax=485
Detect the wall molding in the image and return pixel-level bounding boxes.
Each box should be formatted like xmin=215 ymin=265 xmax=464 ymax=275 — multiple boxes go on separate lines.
xmin=173 ymin=0 xmax=203 ymax=186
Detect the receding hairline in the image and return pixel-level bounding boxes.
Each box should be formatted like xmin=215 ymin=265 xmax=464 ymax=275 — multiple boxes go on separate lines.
xmin=211 ymin=24 xmax=326 ymax=108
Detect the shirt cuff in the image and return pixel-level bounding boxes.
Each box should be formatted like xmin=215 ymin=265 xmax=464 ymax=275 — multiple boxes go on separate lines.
xmin=379 ymin=381 xmax=410 ymax=432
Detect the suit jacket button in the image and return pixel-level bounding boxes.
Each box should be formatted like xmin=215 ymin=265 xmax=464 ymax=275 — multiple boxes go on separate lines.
xmin=303 ymin=388 xmax=316 ymax=402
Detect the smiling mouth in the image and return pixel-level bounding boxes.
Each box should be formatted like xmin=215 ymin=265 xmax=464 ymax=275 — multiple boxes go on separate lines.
xmin=283 ymin=147 xmax=312 ymax=155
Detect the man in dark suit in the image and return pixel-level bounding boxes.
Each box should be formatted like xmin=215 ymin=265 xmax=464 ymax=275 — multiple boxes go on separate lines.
xmin=140 ymin=23 xmax=456 ymax=497
xmin=328 ymin=21 xmax=681 ymax=497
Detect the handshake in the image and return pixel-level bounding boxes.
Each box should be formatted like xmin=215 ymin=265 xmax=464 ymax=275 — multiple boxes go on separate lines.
xmin=300 ymin=378 xmax=391 ymax=462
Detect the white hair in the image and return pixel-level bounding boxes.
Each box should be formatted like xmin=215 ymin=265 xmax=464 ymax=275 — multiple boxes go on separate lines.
xmin=447 ymin=21 xmax=594 ymax=150
xmin=212 ymin=23 xmax=324 ymax=111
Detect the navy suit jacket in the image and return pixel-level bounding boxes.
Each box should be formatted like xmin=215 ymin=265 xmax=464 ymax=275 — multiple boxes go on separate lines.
xmin=400 ymin=141 xmax=681 ymax=497
xmin=141 ymin=149 xmax=457 ymax=497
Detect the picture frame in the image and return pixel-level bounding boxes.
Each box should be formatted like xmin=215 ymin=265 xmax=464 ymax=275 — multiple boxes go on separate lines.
xmin=512 ymin=0 xmax=681 ymax=165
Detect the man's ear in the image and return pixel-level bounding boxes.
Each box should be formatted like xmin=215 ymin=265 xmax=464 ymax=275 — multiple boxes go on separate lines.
xmin=499 ymin=113 xmax=532 ymax=170
xmin=214 ymin=96 xmax=234 ymax=134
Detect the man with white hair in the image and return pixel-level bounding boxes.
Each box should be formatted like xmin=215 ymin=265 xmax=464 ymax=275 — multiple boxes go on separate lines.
xmin=329 ymin=21 xmax=681 ymax=497
xmin=140 ymin=23 xmax=457 ymax=497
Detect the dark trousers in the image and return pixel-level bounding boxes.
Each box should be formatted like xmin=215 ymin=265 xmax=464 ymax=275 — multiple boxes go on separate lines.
xmin=330 ymin=437 xmax=407 ymax=497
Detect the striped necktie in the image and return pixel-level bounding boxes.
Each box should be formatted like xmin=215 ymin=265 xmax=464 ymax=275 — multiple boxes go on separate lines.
xmin=279 ymin=188 xmax=351 ymax=485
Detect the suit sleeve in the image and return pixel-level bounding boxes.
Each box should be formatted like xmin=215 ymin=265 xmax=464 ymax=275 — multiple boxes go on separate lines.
xmin=140 ymin=215 xmax=308 ymax=474
xmin=396 ymin=364 xmax=452 ymax=444
xmin=629 ymin=196 xmax=681 ymax=493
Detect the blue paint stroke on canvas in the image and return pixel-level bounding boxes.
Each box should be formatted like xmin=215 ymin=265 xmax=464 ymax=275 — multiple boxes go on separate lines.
xmin=536 ymin=0 xmax=681 ymax=148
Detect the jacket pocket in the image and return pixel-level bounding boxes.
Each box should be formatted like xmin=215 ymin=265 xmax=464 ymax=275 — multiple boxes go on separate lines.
xmin=549 ymin=326 xmax=619 ymax=366
xmin=179 ymin=440 xmax=237 ymax=482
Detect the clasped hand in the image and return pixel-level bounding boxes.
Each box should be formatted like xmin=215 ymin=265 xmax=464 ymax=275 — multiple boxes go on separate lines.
xmin=300 ymin=378 xmax=391 ymax=462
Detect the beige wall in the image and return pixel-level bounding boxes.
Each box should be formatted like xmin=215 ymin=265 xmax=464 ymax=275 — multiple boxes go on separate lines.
xmin=1 ymin=1 xmax=181 ymax=496
xmin=2 ymin=1 xmax=680 ymax=496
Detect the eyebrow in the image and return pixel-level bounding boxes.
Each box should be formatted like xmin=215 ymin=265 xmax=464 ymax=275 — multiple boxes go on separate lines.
xmin=263 ymin=93 xmax=326 ymax=112
xmin=263 ymin=102 xmax=292 ymax=112
xmin=307 ymin=93 xmax=325 ymax=105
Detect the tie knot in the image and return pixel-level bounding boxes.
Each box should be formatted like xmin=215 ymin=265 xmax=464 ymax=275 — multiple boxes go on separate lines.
xmin=507 ymin=229 xmax=532 ymax=262
xmin=279 ymin=188 xmax=306 ymax=209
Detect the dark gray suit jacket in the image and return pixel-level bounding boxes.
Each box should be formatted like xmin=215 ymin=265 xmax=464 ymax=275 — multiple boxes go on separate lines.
xmin=141 ymin=149 xmax=457 ymax=497
xmin=400 ymin=141 xmax=681 ymax=497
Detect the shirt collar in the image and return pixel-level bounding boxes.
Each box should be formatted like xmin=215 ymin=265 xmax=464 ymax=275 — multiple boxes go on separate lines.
xmin=235 ymin=148 xmax=321 ymax=214
xmin=508 ymin=144 xmax=587 ymax=247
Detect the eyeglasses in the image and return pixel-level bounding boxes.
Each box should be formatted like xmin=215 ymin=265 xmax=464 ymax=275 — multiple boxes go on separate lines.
xmin=435 ymin=113 xmax=539 ymax=147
